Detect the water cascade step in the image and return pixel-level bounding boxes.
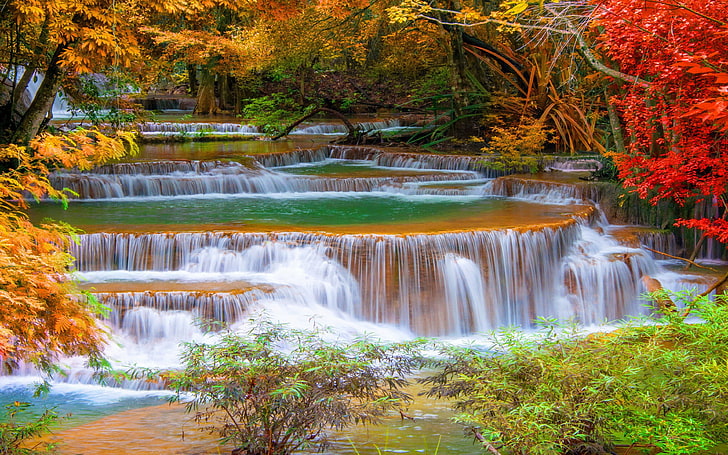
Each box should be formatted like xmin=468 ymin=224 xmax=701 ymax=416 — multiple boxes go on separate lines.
xmin=50 ymin=158 xmax=482 ymax=199
xmin=71 ymin=222 xmax=660 ymax=336
xmin=13 ymin=141 xmax=703 ymax=394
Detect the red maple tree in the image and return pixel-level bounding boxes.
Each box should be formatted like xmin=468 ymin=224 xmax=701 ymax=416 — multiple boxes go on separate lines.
xmin=592 ymin=0 xmax=728 ymax=243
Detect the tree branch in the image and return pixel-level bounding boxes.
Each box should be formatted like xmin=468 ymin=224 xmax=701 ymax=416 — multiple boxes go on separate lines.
xmin=642 ymin=246 xmax=719 ymax=273
xmin=471 ymin=429 xmax=502 ymax=455
xmin=271 ymin=107 xmax=356 ymax=140
xmin=545 ymin=5 xmax=651 ymax=87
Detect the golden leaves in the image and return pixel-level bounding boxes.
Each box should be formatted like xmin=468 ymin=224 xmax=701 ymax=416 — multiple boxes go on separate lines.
xmin=386 ymin=0 xmax=432 ymax=24
xmin=0 ymin=130 xmax=134 ymax=367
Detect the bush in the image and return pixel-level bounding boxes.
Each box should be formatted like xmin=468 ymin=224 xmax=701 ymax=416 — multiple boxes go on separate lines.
xmin=241 ymin=94 xmax=304 ymax=135
xmin=420 ymin=293 xmax=728 ymax=455
xmin=0 ymin=402 xmax=58 ymax=454
xmin=480 ymin=119 xmax=553 ymax=173
xmin=168 ymin=321 xmax=426 ymax=455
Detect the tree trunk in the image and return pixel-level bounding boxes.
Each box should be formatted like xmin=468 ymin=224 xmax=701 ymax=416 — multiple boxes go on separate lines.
xmin=219 ymin=74 xmax=236 ymax=111
xmin=234 ymin=79 xmax=242 ymax=115
xmin=604 ymin=88 xmax=626 ymax=153
xmin=194 ymin=68 xmax=218 ymax=115
xmin=187 ymin=64 xmax=199 ymax=97
xmin=11 ymin=43 xmax=68 ymax=144
xmin=442 ymin=1 xmax=473 ymax=137
xmin=12 ymin=68 xmax=35 ymax=108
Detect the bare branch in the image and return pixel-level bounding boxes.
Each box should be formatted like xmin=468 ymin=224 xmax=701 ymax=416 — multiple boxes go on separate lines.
xmin=642 ymin=247 xmax=720 ymax=273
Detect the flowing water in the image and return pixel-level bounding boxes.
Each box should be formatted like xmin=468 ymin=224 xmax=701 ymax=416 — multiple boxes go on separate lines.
xmin=4 ymin=127 xmax=705 ymax=454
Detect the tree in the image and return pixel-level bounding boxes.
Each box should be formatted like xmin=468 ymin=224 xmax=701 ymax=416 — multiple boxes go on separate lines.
xmin=387 ymin=1 xmax=608 ymax=147
xmin=0 ymin=129 xmax=135 ymax=370
xmin=593 ymin=0 xmax=728 ymax=245
xmin=168 ymin=322 xmax=425 ymax=455
xmin=0 ymin=0 xmax=191 ymax=143
xmin=142 ymin=0 xmax=398 ymax=114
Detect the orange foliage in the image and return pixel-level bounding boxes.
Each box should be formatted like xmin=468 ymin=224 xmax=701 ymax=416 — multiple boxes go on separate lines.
xmin=0 ymin=130 xmax=135 ymax=370
xmin=3 ymin=0 xmax=193 ymax=74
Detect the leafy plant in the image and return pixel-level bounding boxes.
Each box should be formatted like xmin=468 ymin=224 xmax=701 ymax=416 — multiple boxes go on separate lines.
xmin=466 ymin=40 xmax=605 ymax=156
xmin=595 ymin=0 xmax=728 ymax=244
xmin=0 ymin=402 xmax=59 ymax=454
xmin=242 ymin=93 xmax=305 ymax=135
xmin=68 ymin=73 xmax=140 ymax=128
xmin=0 ymin=129 xmax=135 ymax=370
xmin=480 ymin=119 xmax=553 ymax=172
xmin=168 ymin=321 xmax=427 ymax=455
xmin=420 ymin=293 xmax=728 ymax=454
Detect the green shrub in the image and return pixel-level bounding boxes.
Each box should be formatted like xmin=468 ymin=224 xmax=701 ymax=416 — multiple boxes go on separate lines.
xmin=421 ymin=293 xmax=728 ymax=455
xmin=168 ymin=321 xmax=426 ymax=455
xmin=0 ymin=402 xmax=58 ymax=454
xmin=241 ymin=94 xmax=304 ymax=136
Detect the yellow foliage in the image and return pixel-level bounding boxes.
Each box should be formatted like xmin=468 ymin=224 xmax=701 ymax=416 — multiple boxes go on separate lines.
xmin=480 ymin=119 xmax=554 ymax=171
xmin=386 ymin=0 xmax=432 ymax=23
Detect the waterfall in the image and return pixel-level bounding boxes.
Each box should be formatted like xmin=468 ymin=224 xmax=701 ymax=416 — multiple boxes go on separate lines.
xmin=71 ymin=220 xmax=659 ymax=336
xmin=288 ymin=119 xmax=409 ymax=135
xmin=440 ymin=254 xmax=490 ymax=333
xmin=8 ymin=139 xmax=705 ymax=398
xmin=139 ymin=122 xmax=260 ymax=135
xmin=50 ymin=161 xmax=299 ymax=198
xmin=545 ymin=158 xmax=602 ymax=172
xmin=483 ymin=176 xmax=603 ymax=203
xmin=49 ymin=158 xmax=483 ymax=199
xmin=16 ymin=67 xmax=72 ymax=117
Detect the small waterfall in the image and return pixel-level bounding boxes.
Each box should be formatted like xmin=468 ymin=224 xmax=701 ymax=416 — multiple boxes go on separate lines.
xmin=49 ymin=157 xmax=482 ymax=199
xmin=328 ymin=146 xmax=514 ymax=176
xmin=561 ymin=227 xmax=657 ymax=324
xmin=290 ymin=123 xmax=348 ymax=134
xmin=289 ymin=119 xmax=407 ymax=135
xmin=440 ymin=254 xmax=490 ymax=334
xmin=50 ymin=161 xmax=299 ymax=198
xmin=545 ymin=158 xmax=602 ymax=172
xmin=138 ymin=122 xmax=260 ymax=134
xmin=634 ymin=230 xmax=681 ymax=259
xmin=253 ymin=148 xmax=331 ymax=168
xmin=483 ymin=176 xmax=602 ymax=203
xmin=100 ymin=290 xmax=262 ymax=328
xmin=252 ymin=146 xmax=525 ymax=177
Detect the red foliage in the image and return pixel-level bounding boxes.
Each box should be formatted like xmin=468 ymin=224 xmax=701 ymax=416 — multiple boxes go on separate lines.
xmin=592 ymin=0 xmax=728 ymax=242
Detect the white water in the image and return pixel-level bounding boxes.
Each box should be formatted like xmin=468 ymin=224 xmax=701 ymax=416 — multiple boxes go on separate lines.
xmin=7 ymin=146 xmax=705 ymax=412
xmin=9 ymin=66 xmax=71 ymax=117
xmin=50 ymin=160 xmax=481 ymax=199
xmin=137 ymin=118 xmax=414 ymax=136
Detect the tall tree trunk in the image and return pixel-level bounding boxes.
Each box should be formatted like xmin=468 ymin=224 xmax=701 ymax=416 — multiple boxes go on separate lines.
xmin=194 ymin=68 xmax=218 ymax=115
xmin=234 ymin=79 xmax=242 ymax=114
xmin=12 ymin=68 xmax=35 ymax=108
xmin=219 ymin=74 xmax=235 ymax=111
xmin=187 ymin=64 xmax=199 ymax=97
xmin=441 ymin=1 xmax=472 ymax=137
xmin=604 ymin=88 xmax=626 ymax=153
xmin=11 ymin=43 xmax=68 ymax=144
xmin=11 ymin=20 xmax=50 ymax=109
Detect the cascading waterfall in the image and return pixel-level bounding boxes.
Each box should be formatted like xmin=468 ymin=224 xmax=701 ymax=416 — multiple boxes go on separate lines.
xmin=136 ymin=119 xmax=413 ymax=137
xmin=70 ymin=220 xmax=661 ymax=337
xmin=139 ymin=122 xmax=260 ymax=135
xmin=483 ymin=175 xmax=605 ymax=203
xmin=50 ymin=159 xmax=481 ymax=199
xmin=9 ymin=141 xmax=702 ymax=397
